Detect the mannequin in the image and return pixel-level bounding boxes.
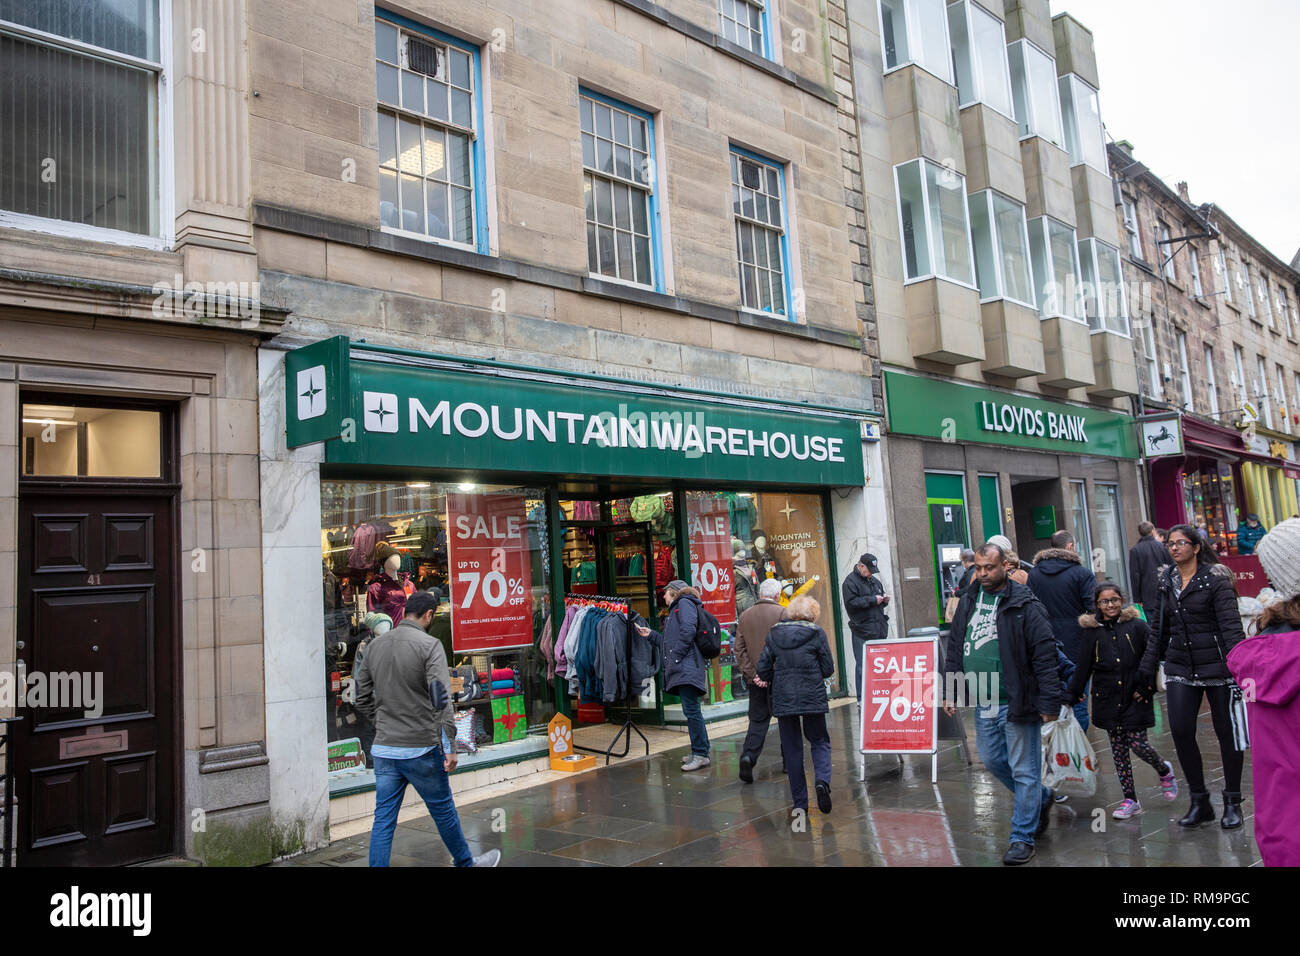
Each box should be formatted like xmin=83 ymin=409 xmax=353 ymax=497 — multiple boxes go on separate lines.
xmin=368 ymin=548 xmax=410 ymax=623
xmin=750 ymin=528 xmax=780 ymax=579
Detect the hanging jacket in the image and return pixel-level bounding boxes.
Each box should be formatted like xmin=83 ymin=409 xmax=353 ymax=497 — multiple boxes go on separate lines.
xmin=756 ymin=620 xmax=834 ymax=717
xmin=1140 ymin=562 xmax=1244 ymax=684
xmin=349 ymin=522 xmax=380 ymax=570
xmin=1065 ymin=607 xmax=1155 ymax=731
xmin=554 ymin=605 xmax=578 ymax=676
xmin=628 ymin=612 xmax=660 ymax=693
xmin=596 ymin=612 xmax=629 ymax=703
xmin=1227 ymin=624 xmax=1300 ymax=867
xmin=539 ymin=614 xmax=555 ymax=680
xmin=1027 ymin=547 xmax=1097 ymax=661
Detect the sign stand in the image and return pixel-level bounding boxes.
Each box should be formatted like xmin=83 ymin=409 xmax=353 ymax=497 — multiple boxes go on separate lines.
xmin=859 ymin=636 xmax=940 ymax=783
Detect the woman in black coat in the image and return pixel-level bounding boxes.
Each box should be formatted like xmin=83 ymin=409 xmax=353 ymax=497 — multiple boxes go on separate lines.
xmin=755 ymin=595 xmax=835 ymax=816
xmin=638 ymin=581 xmax=711 ymax=772
xmin=1138 ymin=524 xmax=1246 ymax=829
xmin=1066 ymin=582 xmax=1177 ymax=820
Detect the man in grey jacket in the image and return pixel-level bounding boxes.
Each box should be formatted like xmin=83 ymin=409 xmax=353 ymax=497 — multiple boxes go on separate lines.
xmin=355 ymin=591 xmax=499 ymax=867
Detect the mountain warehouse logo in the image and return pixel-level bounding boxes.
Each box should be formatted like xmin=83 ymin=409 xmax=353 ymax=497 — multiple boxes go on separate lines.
xmin=359 ymin=395 xmax=848 ymax=463
xmin=297 ymin=365 xmax=327 ymax=420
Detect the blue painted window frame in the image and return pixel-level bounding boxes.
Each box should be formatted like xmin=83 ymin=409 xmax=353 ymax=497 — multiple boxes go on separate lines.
xmin=718 ymin=0 xmax=774 ymax=60
xmin=730 ymin=144 xmax=794 ymax=320
xmin=375 ymin=8 xmax=490 ymax=256
xmin=579 ymin=87 xmax=664 ymax=293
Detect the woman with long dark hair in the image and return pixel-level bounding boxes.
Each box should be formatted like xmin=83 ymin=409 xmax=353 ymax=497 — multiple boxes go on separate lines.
xmin=1139 ymin=524 xmax=1246 ymax=828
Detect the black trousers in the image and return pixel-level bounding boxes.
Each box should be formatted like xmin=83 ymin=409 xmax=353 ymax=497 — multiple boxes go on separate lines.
xmin=1166 ymin=682 xmax=1244 ymax=794
xmin=741 ymin=683 xmax=777 ymax=765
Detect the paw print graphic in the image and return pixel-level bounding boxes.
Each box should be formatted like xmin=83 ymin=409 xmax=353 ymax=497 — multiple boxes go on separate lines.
xmin=549 ymin=723 xmax=571 ymax=754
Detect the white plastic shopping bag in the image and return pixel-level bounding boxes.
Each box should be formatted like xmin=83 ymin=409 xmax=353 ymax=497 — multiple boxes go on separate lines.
xmin=1041 ymin=707 xmax=1097 ymax=796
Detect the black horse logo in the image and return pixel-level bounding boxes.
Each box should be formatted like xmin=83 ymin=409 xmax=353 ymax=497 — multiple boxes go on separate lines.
xmin=1147 ymin=425 xmax=1175 ymax=450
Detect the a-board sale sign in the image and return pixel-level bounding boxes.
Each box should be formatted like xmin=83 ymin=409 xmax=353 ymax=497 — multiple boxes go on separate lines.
xmin=686 ymin=495 xmax=736 ymax=625
xmin=860 ymin=636 xmax=939 ymax=779
xmin=446 ymin=492 xmax=534 ymax=652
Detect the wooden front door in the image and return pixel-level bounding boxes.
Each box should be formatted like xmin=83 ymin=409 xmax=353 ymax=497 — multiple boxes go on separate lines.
xmin=14 ymin=486 xmax=178 ymax=866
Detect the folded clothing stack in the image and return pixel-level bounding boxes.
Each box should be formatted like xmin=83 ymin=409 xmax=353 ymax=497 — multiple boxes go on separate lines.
xmin=490 ymin=666 xmax=521 ymax=697
xmin=450 ymin=664 xmax=484 ymax=703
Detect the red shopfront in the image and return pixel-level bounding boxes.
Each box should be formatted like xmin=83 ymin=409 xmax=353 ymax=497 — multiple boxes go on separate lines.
xmin=1147 ymin=416 xmax=1272 ymax=596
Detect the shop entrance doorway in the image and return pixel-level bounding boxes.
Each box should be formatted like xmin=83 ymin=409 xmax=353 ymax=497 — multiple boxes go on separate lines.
xmin=1009 ymin=477 xmax=1063 ymax=560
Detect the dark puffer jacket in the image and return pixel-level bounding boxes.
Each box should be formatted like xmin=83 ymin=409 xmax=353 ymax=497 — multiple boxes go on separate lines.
xmin=1027 ymin=548 xmax=1097 ymax=660
xmin=647 ymin=593 xmax=708 ymax=695
xmin=1140 ymin=562 xmax=1244 ymax=683
xmin=842 ymin=571 xmax=888 ymax=640
xmin=944 ymin=579 xmax=1063 ymax=723
xmin=1065 ymin=607 xmax=1155 ymax=731
xmin=756 ymin=620 xmax=834 ymax=717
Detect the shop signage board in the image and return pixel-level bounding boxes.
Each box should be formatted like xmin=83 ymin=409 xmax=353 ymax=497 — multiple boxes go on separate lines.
xmin=884 ymin=370 xmax=1140 ymax=459
xmin=860 ymin=636 xmax=939 ymax=782
xmin=1140 ymin=415 xmax=1184 ymax=458
xmin=284 ymin=335 xmax=350 ymax=446
xmin=284 ymin=341 xmax=867 ymax=486
xmin=445 ymin=492 xmax=534 ymax=652
xmin=686 ymin=495 xmax=736 ymax=625
xmin=1032 ymin=506 xmax=1057 ymax=538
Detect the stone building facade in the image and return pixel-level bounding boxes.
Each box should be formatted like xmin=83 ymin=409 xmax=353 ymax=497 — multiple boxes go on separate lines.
xmin=843 ymin=0 xmax=1144 ymax=630
xmin=1110 ymin=140 xmax=1300 ymax=541
xmin=247 ymin=0 xmax=886 ymax=853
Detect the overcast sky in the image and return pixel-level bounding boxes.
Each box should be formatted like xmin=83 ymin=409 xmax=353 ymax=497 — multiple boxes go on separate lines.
xmin=1050 ymin=0 xmax=1300 ymax=265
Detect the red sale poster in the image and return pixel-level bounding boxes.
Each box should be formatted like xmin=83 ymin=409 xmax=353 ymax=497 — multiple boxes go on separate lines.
xmin=446 ymin=493 xmax=534 ymax=652
xmin=686 ymin=495 xmax=736 ymax=625
xmin=860 ymin=637 xmax=937 ymax=754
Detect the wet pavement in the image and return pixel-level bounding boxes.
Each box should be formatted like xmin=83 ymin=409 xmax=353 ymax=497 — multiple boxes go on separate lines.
xmin=280 ymin=701 xmax=1261 ymax=867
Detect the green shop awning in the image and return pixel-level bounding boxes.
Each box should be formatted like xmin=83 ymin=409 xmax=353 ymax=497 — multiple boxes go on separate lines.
xmin=285 ymin=337 xmax=868 ymax=486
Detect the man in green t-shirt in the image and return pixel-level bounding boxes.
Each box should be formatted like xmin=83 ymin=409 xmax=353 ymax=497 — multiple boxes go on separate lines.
xmin=943 ymin=543 xmax=1062 ymax=866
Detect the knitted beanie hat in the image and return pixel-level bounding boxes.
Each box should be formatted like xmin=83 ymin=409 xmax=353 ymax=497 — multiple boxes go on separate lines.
xmin=1255 ymin=518 xmax=1300 ymax=602
xmin=987 ymin=534 xmax=1014 ymax=553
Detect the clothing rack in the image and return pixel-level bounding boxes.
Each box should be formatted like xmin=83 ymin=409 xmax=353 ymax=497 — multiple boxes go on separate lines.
xmin=562 ymin=592 xmax=650 ymax=765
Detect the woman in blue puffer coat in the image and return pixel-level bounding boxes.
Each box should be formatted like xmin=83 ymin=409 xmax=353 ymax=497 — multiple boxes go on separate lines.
xmin=638 ymin=580 xmax=711 ymax=772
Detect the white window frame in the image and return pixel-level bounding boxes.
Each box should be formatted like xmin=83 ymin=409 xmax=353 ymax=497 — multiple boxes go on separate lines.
xmin=1259 ymin=274 xmax=1274 ymax=328
xmin=1177 ymin=332 xmax=1193 ymax=411
xmin=1277 ymin=364 xmax=1290 ymax=432
xmin=1141 ymin=320 xmax=1159 ymax=397
xmin=0 ymin=7 xmax=175 ymax=250
xmin=1026 ymin=215 xmax=1084 ymax=322
xmin=967 ymin=188 xmax=1035 ymax=308
xmin=1233 ymin=345 xmax=1247 ymax=404
xmin=893 ymin=157 xmax=978 ymax=289
xmin=1122 ymin=196 xmax=1143 ymax=260
xmin=1242 ymin=261 xmax=1257 ymax=318
xmin=1257 ymin=355 xmax=1273 ymax=428
xmin=1078 ymin=237 xmax=1130 ymax=335
xmin=1057 ymin=73 xmax=1106 ymax=171
xmin=1157 ymin=221 xmax=1176 ymax=282
xmin=1007 ymin=38 xmax=1064 ymax=147
xmin=1283 ymin=288 xmax=1296 ymax=339
xmin=878 ymin=0 xmax=954 ymax=84
xmin=1216 ymin=247 xmax=1233 ymax=304
xmin=946 ymin=0 xmax=1013 ymax=118
xmin=1204 ymin=343 xmax=1219 ymax=418
xmin=1188 ymin=245 xmax=1204 ymax=298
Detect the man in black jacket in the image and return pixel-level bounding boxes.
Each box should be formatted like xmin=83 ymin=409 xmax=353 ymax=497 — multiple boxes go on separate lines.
xmin=944 ymin=543 xmax=1063 ymax=865
xmin=1028 ymin=530 xmax=1097 ymax=729
xmin=841 ymin=553 xmax=889 ymax=700
xmin=1128 ymin=522 xmax=1168 ymax=616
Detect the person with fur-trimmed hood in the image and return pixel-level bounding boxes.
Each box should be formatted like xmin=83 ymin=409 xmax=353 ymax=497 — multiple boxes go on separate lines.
xmin=1028 ymin=530 xmax=1097 ymax=728
xmin=1065 ymin=582 xmax=1177 ymax=820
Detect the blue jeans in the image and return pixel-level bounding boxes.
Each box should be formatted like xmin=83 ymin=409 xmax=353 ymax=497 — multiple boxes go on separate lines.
xmin=370 ymin=747 xmax=473 ymax=867
xmin=677 ymin=686 xmax=710 ymax=757
xmin=974 ymin=704 xmax=1051 ymax=847
xmin=1073 ymin=680 xmax=1090 ymax=732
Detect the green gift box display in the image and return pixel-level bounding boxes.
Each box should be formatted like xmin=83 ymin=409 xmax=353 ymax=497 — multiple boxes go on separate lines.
xmin=491 ymin=695 xmax=527 ymax=743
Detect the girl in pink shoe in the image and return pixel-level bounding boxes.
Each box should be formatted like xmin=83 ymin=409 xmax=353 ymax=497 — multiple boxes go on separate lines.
xmin=1065 ymin=582 xmax=1177 ymax=819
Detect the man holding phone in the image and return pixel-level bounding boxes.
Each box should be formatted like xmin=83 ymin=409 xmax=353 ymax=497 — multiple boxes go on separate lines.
xmin=842 ymin=553 xmax=890 ymax=702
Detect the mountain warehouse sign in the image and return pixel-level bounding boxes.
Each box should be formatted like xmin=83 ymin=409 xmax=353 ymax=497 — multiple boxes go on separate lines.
xmin=883 ymin=370 xmax=1139 ymax=458
xmin=978 ymin=401 xmax=1089 ymax=443
xmin=285 ymin=338 xmax=866 ymax=486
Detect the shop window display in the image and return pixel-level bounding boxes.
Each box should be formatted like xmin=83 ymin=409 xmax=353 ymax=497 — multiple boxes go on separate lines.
xmin=321 ymin=480 xmax=553 ymax=792
xmin=1181 ymin=464 xmax=1239 ymax=555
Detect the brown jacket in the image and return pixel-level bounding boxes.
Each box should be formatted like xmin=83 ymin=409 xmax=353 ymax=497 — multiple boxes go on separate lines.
xmin=735 ymin=599 xmax=785 ymax=681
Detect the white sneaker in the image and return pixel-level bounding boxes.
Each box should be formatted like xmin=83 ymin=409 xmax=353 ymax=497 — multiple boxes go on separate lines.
xmin=681 ymin=755 xmax=711 ymax=772
xmin=472 ymin=849 xmax=501 ymax=867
